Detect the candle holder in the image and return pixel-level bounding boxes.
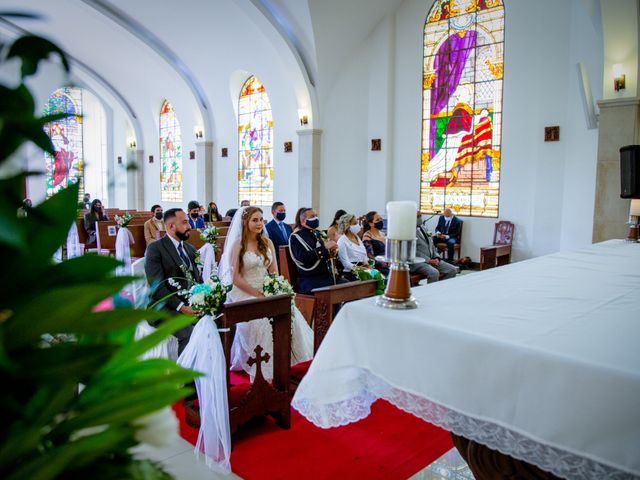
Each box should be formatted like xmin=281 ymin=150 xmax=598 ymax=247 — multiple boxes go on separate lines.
xmin=376 ymin=239 xmax=422 ymax=309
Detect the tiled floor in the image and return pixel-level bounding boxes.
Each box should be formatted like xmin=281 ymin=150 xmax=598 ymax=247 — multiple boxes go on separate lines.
xmin=135 ymin=439 xmax=473 ymax=480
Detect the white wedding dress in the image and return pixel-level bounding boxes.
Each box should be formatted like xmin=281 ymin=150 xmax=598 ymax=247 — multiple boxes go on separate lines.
xmin=229 ymin=249 xmax=313 ymax=381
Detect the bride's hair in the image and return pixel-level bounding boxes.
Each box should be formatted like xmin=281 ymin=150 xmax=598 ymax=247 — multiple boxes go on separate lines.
xmin=238 ymin=206 xmax=270 ymax=273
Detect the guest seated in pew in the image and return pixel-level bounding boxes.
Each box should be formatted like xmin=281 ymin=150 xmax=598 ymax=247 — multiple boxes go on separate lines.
xmin=240 ymin=199 xmax=250 ymax=207
xmin=362 ymin=211 xmax=390 ymax=276
xmin=433 ymin=208 xmax=461 ymax=262
xmin=224 ymin=208 xmax=237 ymax=220
xmin=17 ymin=198 xmax=31 ymax=218
xmin=265 ymin=201 xmax=292 ymax=270
xmin=144 ymin=204 xmax=165 ymax=245
xmin=83 ymin=199 xmax=108 ymax=245
xmin=336 ymin=213 xmax=370 ymax=279
xmin=289 ymin=208 xmax=344 ymax=293
xmin=218 ymin=206 xmax=313 ymax=380
xmin=326 ymin=209 xmax=347 ymax=242
xmin=187 ymin=200 xmax=205 ymax=229
xmin=204 ymin=201 xmax=222 ymax=222
xmin=412 ymin=211 xmax=457 ymax=284
xmin=144 ymin=208 xmax=202 ymax=354
xmin=293 ymin=207 xmax=306 ymax=232
xmin=82 ymin=193 xmax=91 ymax=210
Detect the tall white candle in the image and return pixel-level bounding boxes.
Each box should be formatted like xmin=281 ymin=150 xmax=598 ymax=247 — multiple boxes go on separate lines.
xmin=386 ymin=201 xmax=417 ymax=240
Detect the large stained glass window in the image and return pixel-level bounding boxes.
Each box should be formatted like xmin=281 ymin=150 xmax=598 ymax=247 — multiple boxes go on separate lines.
xmin=420 ymin=0 xmax=504 ymax=217
xmin=160 ymin=100 xmax=183 ymax=202
xmin=44 ymin=87 xmax=84 ymax=199
xmin=238 ymin=75 xmax=273 ymax=206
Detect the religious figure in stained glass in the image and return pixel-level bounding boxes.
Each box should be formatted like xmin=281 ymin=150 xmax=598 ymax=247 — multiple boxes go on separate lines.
xmin=420 ymin=0 xmax=504 ymax=217
xmin=238 ymin=75 xmax=273 ymax=206
xmin=44 ymin=87 xmax=84 ymax=199
xmin=159 ymin=100 xmax=183 ymax=202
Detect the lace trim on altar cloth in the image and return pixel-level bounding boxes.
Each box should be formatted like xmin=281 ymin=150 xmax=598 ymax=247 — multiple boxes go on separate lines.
xmin=291 ymin=368 xmax=639 ymax=480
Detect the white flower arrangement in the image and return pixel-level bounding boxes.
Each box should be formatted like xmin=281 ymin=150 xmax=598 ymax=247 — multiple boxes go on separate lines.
xmin=188 ymin=276 xmax=231 ymax=317
xmin=200 ymin=226 xmax=220 ymax=248
xmin=263 ymin=273 xmax=295 ymax=298
xmin=114 ymin=212 xmax=133 ymax=228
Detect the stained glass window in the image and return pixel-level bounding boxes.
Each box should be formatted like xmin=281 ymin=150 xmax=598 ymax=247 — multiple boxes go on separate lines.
xmin=420 ymin=0 xmax=504 ymax=217
xmin=44 ymin=87 xmax=84 ymax=199
xmin=238 ymin=76 xmax=273 ymax=206
xmin=160 ymin=100 xmax=183 ymax=202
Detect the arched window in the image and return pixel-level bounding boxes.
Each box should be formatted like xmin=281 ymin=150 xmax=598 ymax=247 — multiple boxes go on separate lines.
xmin=420 ymin=0 xmax=504 ymax=217
xmin=238 ymin=75 xmax=273 ymax=206
xmin=159 ymin=100 xmax=183 ymax=202
xmin=44 ymin=87 xmax=83 ymax=199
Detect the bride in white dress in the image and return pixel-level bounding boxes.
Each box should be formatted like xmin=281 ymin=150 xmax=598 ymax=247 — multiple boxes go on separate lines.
xmin=218 ymin=206 xmax=313 ymax=381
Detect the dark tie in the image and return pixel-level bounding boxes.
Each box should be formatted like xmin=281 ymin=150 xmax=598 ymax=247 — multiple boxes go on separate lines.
xmin=279 ymin=222 xmax=288 ymax=241
xmin=445 ymin=219 xmax=450 ymax=234
xmin=177 ymin=243 xmax=190 ymax=268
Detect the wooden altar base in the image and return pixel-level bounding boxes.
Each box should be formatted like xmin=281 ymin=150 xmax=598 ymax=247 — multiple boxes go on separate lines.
xmin=452 ymin=433 xmax=562 ymax=480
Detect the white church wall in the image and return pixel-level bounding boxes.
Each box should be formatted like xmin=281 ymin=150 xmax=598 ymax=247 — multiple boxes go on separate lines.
xmin=320 ymin=0 xmax=603 ymax=261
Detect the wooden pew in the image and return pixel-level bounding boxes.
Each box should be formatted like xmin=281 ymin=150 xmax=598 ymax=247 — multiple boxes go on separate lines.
xmin=127 ymin=224 xmax=147 ymax=258
xmin=96 ymin=220 xmax=117 ymax=254
xmin=184 ymin=294 xmax=292 ymax=435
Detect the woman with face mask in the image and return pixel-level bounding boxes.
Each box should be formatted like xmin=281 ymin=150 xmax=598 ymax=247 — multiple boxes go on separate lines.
xmin=83 ymin=198 xmax=109 ymax=246
xmin=362 ymin=211 xmax=390 ymax=276
xmin=336 ymin=213 xmax=369 ymax=276
xmin=204 ymin=202 xmax=222 ymax=222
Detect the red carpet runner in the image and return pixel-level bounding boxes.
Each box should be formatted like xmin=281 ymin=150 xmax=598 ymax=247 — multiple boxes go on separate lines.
xmin=173 ymin=399 xmax=453 ymax=479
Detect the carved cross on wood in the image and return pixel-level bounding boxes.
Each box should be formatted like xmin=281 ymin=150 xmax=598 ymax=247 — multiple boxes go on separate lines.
xmin=247 ymin=344 xmax=270 ymax=383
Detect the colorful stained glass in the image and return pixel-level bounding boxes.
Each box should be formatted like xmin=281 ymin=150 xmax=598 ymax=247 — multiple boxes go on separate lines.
xmin=160 ymin=100 xmax=183 ymax=202
xmin=420 ymin=0 xmax=504 ymax=217
xmin=44 ymin=87 xmax=84 ymax=199
xmin=238 ymin=76 xmax=273 ymax=206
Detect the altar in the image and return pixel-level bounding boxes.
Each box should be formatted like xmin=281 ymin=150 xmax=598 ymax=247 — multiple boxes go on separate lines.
xmin=292 ymin=240 xmax=640 ymax=479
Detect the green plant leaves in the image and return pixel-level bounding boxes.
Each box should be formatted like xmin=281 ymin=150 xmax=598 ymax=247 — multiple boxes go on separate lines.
xmin=7 ymin=35 xmax=70 ymax=79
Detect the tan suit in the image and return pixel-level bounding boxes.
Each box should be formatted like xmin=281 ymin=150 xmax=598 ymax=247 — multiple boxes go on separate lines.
xmin=144 ymin=218 xmax=165 ymax=245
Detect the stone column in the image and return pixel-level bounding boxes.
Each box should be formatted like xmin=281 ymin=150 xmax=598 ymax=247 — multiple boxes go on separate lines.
xmin=593 ymin=97 xmax=640 ymax=242
xmin=126 ymin=148 xmax=145 ymax=210
xmin=196 ymin=140 xmax=214 ymax=203
xmin=296 ymin=129 xmax=322 ymax=211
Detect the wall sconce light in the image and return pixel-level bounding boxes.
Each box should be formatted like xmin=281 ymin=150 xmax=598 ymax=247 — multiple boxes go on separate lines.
xmin=613 ymin=64 xmax=626 ymax=92
xmin=128 ymin=140 xmax=136 ymax=149
xmin=284 ymin=141 xmax=293 ymax=153
xmin=189 ymin=150 xmax=195 ymax=160
xmin=298 ymin=109 xmax=309 ymax=126
xmin=117 ymin=156 xmax=122 ymax=164
xmin=148 ymin=155 xmax=154 ymax=164
xmin=221 ymin=148 xmax=228 ymax=157
xmin=194 ymin=126 xmax=204 ymax=139
xmin=371 ymin=139 xmax=382 ymax=151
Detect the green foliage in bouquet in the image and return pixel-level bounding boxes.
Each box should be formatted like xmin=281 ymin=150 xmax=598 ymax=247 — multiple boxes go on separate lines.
xmin=352 ymin=266 xmax=385 ymax=295
xmin=0 ymin=33 xmax=199 ymax=479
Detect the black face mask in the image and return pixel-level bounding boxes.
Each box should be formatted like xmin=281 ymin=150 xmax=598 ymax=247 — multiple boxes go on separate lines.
xmin=155 ymin=212 xmax=163 ymax=220
xmin=190 ymin=213 xmax=199 ymax=219
xmin=93 ymin=206 xmax=101 ymax=212
xmin=276 ymin=211 xmax=286 ymax=221
xmin=374 ymin=220 xmax=384 ymax=230
xmin=176 ymin=230 xmax=189 ymax=241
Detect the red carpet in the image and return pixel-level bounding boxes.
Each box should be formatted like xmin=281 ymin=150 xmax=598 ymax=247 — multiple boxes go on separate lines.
xmin=173 ymin=399 xmax=453 ymax=479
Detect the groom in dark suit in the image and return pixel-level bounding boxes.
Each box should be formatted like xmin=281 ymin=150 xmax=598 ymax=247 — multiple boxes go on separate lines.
xmin=145 ymin=208 xmax=202 ymax=354
xmin=265 ymin=201 xmax=292 ymax=270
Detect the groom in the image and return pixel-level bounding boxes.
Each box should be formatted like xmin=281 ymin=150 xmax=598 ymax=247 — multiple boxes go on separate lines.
xmin=145 ymin=208 xmax=203 ymax=354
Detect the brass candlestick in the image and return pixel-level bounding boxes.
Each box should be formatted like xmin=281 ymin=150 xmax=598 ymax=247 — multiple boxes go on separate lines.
xmin=376 ymin=239 xmax=421 ymax=309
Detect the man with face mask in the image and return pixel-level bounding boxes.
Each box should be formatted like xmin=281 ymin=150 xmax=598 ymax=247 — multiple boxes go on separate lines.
xmin=144 ymin=208 xmax=203 ymax=354
xmin=265 ymin=201 xmax=292 ymax=270
xmin=412 ymin=211 xmax=457 ymax=284
xmin=144 ymin=204 xmax=165 ymax=245
xmin=288 ymin=208 xmax=341 ymax=294
xmin=187 ymin=200 xmax=205 ymax=229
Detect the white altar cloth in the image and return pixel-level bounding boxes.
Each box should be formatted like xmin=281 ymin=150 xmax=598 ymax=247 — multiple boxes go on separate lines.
xmin=292 ymin=240 xmax=640 ymax=479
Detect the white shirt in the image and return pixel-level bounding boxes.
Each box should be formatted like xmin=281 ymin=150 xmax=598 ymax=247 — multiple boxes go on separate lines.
xmin=337 ymin=234 xmax=368 ymax=272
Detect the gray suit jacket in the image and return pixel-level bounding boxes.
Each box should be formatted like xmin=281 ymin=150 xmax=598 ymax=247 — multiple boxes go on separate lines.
xmin=144 ymin=234 xmax=203 ymax=311
xmin=416 ymin=225 xmax=441 ymax=261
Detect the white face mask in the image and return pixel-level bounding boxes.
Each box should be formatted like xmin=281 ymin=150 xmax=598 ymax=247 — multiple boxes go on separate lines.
xmin=350 ymin=224 xmax=361 ymax=235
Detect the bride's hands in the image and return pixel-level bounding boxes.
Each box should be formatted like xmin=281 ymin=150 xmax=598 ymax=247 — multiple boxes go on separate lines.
xmin=253 ymin=289 xmax=265 ymax=298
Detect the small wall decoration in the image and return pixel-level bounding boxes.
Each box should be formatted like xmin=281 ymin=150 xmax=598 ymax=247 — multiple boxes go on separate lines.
xmin=107 ymin=225 xmax=117 ymax=236
xmin=148 ymin=155 xmax=154 ymax=163
xmin=284 ymin=141 xmax=293 ymax=153
xmin=221 ymin=147 xmax=228 ymax=157
xmin=189 ymin=150 xmax=195 ymax=160
xmin=371 ymin=139 xmax=382 ymax=151
xmin=544 ymin=126 xmax=560 ymax=142
xmin=117 ymin=156 xmax=122 ymax=164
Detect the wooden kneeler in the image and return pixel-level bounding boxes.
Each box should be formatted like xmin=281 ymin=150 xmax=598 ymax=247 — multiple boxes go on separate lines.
xmin=184 ymin=294 xmax=293 ymax=435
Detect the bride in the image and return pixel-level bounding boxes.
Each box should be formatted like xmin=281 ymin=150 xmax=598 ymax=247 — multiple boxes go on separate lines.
xmin=218 ymin=206 xmax=313 ymax=380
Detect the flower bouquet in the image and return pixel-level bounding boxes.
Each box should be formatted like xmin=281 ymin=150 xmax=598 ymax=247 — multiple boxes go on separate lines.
xmin=352 ymin=265 xmax=385 ymax=295
xmin=115 ymin=212 xmax=133 ymax=228
xmin=263 ymin=273 xmax=295 ymax=298
xmin=200 ymin=226 xmax=220 ymax=248
xmin=188 ymin=276 xmax=231 ymax=317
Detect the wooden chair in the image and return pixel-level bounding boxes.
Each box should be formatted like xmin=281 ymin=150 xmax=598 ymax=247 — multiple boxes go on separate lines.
xmin=480 ymin=221 xmax=514 ymax=270
xmin=435 ymin=220 xmax=463 ymax=262
xmin=184 ymin=294 xmax=293 ymax=435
